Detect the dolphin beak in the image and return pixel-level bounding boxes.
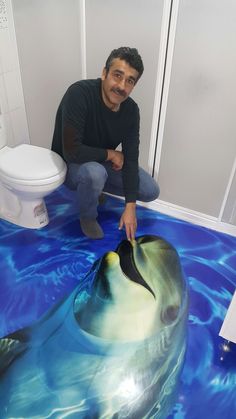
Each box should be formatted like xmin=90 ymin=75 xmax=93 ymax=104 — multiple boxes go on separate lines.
xmin=116 ymin=240 xmax=155 ymax=299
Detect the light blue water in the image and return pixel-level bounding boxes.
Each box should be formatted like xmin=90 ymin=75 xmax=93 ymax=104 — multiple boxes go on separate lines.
xmin=0 ymin=185 xmax=236 ymax=418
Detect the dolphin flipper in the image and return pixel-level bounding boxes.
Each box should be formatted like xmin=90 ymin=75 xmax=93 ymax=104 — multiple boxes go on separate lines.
xmin=0 ymin=337 xmax=28 ymax=374
xmin=0 ymin=291 xmax=76 ymax=376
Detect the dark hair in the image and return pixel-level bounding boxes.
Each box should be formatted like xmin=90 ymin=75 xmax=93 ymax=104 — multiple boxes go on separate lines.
xmin=105 ymin=47 xmax=144 ymax=82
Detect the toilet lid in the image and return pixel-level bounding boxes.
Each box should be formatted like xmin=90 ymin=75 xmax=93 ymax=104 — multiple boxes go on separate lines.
xmin=0 ymin=144 xmax=65 ymax=182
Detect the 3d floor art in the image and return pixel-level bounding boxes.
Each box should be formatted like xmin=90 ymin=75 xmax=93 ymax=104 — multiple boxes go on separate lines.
xmin=0 ymin=185 xmax=235 ymax=418
xmin=0 ymin=235 xmax=188 ymax=418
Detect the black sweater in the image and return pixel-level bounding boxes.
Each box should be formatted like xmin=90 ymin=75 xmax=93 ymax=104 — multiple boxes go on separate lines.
xmin=52 ymin=78 xmax=140 ymax=202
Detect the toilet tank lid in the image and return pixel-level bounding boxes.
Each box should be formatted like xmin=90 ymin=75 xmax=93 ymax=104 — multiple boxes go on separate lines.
xmin=0 ymin=144 xmax=66 ymax=180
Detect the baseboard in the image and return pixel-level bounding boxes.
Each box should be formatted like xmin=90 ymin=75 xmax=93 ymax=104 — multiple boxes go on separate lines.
xmin=104 ymin=193 xmax=236 ymax=237
xmin=139 ymin=199 xmax=236 ymax=238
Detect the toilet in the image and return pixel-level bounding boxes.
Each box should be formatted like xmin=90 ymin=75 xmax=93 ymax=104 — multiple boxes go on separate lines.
xmin=0 ymin=134 xmax=67 ymax=229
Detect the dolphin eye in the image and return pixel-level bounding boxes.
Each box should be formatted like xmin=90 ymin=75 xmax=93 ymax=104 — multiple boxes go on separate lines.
xmin=161 ymin=305 xmax=180 ymax=325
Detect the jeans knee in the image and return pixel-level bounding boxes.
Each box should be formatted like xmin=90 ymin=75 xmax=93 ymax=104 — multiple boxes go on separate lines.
xmin=140 ymin=184 xmax=160 ymax=202
xmin=138 ymin=169 xmax=160 ymax=202
xmin=149 ymin=182 xmax=160 ymax=201
xmin=78 ymin=162 xmax=108 ymax=190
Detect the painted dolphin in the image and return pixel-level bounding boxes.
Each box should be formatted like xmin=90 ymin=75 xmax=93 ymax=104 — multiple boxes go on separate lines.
xmin=0 ymin=235 xmax=188 ymax=419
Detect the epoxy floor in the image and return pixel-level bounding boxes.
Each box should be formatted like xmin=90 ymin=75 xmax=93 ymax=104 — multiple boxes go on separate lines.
xmin=0 ymin=185 xmax=236 ymax=418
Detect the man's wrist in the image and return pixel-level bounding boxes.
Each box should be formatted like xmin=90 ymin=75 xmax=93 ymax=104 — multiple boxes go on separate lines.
xmin=125 ymin=202 xmax=136 ymax=209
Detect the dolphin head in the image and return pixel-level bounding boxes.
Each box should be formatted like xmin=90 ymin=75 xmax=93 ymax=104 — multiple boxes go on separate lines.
xmin=75 ymin=235 xmax=186 ymax=341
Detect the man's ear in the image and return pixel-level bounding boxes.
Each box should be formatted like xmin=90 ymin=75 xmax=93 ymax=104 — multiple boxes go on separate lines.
xmin=101 ymin=67 xmax=107 ymax=81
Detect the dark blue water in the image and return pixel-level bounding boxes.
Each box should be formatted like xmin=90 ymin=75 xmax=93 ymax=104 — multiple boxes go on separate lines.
xmin=0 ymin=185 xmax=236 ymax=418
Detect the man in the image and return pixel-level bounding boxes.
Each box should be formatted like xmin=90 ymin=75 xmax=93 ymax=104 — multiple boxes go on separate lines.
xmin=52 ymin=47 xmax=159 ymax=240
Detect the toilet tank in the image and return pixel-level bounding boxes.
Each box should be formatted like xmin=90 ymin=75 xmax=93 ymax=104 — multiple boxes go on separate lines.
xmin=0 ymin=114 xmax=7 ymax=149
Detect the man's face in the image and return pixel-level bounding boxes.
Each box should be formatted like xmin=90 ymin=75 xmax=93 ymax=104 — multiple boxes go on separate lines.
xmin=101 ymin=58 xmax=139 ymax=111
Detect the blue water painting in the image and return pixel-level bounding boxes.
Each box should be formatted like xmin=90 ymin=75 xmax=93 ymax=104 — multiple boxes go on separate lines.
xmin=0 ymin=185 xmax=236 ymax=418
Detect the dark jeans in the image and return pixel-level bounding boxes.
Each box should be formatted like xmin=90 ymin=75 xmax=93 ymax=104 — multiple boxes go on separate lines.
xmin=65 ymin=161 xmax=160 ymax=219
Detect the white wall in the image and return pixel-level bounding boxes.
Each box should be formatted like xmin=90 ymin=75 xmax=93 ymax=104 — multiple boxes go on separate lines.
xmin=12 ymin=0 xmax=83 ymax=149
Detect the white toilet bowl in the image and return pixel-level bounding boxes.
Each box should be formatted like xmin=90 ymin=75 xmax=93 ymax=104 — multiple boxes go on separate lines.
xmin=0 ymin=144 xmax=67 ymax=229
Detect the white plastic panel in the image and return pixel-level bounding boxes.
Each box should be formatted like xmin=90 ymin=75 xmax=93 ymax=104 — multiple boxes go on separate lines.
xmin=156 ymin=0 xmax=236 ymax=217
xmin=219 ymin=290 xmax=236 ymax=344
xmin=222 ymin=167 xmax=236 ymax=224
xmin=85 ymin=0 xmax=165 ymax=171
xmin=12 ymin=0 xmax=83 ymax=149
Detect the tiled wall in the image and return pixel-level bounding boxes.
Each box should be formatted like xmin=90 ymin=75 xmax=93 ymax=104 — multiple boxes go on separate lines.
xmin=0 ymin=0 xmax=29 ymax=147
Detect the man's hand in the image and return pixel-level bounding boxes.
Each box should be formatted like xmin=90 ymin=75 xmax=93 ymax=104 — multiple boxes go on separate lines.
xmin=119 ymin=202 xmax=137 ymax=241
xmin=107 ymin=149 xmax=124 ymax=171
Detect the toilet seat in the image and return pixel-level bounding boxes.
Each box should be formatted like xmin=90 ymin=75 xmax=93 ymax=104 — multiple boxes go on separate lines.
xmin=0 ymin=144 xmax=66 ymax=186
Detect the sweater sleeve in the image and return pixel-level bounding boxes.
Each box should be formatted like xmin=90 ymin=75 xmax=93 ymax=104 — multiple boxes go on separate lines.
xmin=122 ymin=105 xmax=140 ymax=203
xmin=62 ymin=84 xmax=107 ymax=164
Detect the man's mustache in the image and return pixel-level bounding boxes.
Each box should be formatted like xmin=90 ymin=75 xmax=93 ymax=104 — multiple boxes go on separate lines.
xmin=111 ymin=88 xmax=126 ymax=97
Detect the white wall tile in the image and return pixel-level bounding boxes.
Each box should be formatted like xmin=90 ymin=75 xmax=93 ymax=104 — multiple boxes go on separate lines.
xmin=0 ymin=27 xmax=15 ymax=73
xmin=0 ymin=73 xmax=8 ymax=113
xmin=0 ymin=113 xmax=6 ymax=146
xmin=0 ymin=55 xmax=3 ymax=74
xmin=3 ymin=70 xmax=23 ymax=111
xmin=1 ymin=111 xmax=14 ymax=146
xmin=9 ymin=107 xmax=29 ymax=146
xmin=0 ymin=1 xmax=29 ymax=147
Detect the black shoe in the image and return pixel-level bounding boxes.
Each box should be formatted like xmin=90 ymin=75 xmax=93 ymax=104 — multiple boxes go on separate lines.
xmin=98 ymin=193 xmax=107 ymax=206
xmin=80 ymin=218 xmax=104 ymax=239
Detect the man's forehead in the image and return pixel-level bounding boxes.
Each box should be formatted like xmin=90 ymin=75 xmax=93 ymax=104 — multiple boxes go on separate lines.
xmin=109 ymin=58 xmax=139 ymax=77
